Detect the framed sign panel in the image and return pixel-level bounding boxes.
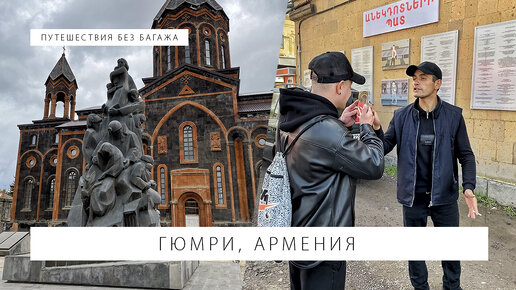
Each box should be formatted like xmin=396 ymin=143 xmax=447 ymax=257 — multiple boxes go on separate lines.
xmin=382 ymin=39 xmax=410 ymax=70
xmin=351 ymin=46 xmax=374 ymax=104
xmin=421 ymin=30 xmax=459 ymax=105
xmin=471 ymin=19 xmax=516 ymax=111
xmin=381 ymin=78 xmax=409 ymax=106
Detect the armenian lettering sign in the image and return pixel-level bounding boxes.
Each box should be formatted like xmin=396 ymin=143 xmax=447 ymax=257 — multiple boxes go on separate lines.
xmin=363 ymin=0 xmax=440 ymax=38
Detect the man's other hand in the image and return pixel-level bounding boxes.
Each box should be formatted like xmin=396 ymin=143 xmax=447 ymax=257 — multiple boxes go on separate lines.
xmin=359 ymin=105 xmax=374 ymax=126
xmin=339 ymin=100 xmax=358 ymax=127
xmin=464 ymin=189 xmax=480 ymax=219
xmin=372 ymin=108 xmax=381 ymax=130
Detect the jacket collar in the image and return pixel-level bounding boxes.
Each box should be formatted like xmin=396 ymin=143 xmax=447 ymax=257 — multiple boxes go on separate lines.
xmin=411 ymin=95 xmax=443 ymax=119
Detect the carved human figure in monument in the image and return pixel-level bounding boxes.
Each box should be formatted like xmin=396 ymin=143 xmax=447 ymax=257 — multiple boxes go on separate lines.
xmin=105 ymin=120 xmax=142 ymax=165
xmin=83 ymin=114 xmax=103 ymax=168
xmin=130 ymin=155 xmax=160 ymax=210
xmin=87 ymin=142 xmax=125 ymax=219
xmin=134 ymin=114 xmax=146 ymax=135
xmin=104 ymin=58 xmax=144 ymax=118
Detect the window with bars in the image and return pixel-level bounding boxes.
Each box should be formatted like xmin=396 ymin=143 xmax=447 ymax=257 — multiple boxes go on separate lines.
xmin=220 ymin=46 xmax=225 ymax=69
xmin=205 ymin=40 xmax=211 ymax=66
xmin=183 ymin=125 xmax=194 ymax=161
xmin=160 ymin=166 xmax=166 ymax=205
xmin=65 ymin=170 xmax=77 ymax=207
xmin=48 ymin=177 xmax=55 ymax=209
xmin=216 ymin=166 xmax=223 ymax=205
xmin=23 ymin=178 xmax=34 ymax=210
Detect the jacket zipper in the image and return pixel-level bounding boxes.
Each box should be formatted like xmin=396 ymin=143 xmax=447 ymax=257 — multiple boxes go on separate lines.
xmin=410 ymin=113 xmax=420 ymax=207
xmin=429 ymin=113 xmax=436 ymax=207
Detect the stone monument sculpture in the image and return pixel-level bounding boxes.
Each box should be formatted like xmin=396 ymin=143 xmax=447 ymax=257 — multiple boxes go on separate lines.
xmin=67 ymin=59 xmax=160 ymax=227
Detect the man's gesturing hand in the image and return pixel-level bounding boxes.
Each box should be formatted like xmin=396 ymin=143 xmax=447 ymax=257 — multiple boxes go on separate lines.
xmin=464 ymin=189 xmax=480 ymax=219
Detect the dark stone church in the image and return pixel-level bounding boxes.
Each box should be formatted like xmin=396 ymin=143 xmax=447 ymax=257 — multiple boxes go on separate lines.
xmin=12 ymin=0 xmax=271 ymax=229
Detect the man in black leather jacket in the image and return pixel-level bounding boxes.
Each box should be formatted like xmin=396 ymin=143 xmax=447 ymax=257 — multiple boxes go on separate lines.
xmin=279 ymin=52 xmax=384 ymax=289
xmin=373 ymin=62 xmax=478 ymax=290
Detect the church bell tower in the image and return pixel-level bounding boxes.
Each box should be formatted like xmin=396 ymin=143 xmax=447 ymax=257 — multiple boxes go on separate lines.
xmin=151 ymin=0 xmax=231 ymax=76
xmin=43 ymin=49 xmax=78 ymax=120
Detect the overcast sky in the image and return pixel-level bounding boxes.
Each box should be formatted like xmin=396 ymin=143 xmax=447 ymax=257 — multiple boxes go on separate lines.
xmin=0 ymin=0 xmax=287 ymax=189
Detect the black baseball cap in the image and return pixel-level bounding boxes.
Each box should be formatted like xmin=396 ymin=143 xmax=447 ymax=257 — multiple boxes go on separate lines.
xmin=406 ymin=61 xmax=442 ymax=80
xmin=308 ymin=52 xmax=366 ymax=85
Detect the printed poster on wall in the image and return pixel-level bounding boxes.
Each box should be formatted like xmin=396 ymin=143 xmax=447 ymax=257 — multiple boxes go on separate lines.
xmin=351 ymin=46 xmax=374 ymax=104
xmin=471 ymin=19 xmax=516 ymax=111
xmin=382 ymin=39 xmax=410 ymax=70
xmin=363 ymin=0 xmax=439 ymax=38
xmin=381 ymin=79 xmax=409 ymax=106
xmin=421 ymin=30 xmax=459 ymax=105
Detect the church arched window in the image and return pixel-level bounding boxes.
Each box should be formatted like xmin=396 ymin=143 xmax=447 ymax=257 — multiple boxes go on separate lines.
xmin=154 ymin=50 xmax=160 ymax=76
xmin=48 ymin=176 xmax=55 ymax=209
xmin=167 ymin=46 xmax=172 ymax=71
xmin=220 ymin=45 xmax=225 ymax=69
xmin=158 ymin=165 xmax=168 ymax=208
xmin=31 ymin=135 xmax=37 ymax=145
xmin=183 ymin=126 xmax=194 ymax=160
xmin=23 ymin=177 xmax=34 ymax=210
xmin=179 ymin=122 xmax=198 ymax=164
xmin=185 ymin=42 xmax=191 ymax=64
xmin=205 ymin=40 xmax=211 ymax=66
xmin=213 ymin=163 xmax=226 ymax=208
xmin=64 ymin=170 xmax=78 ymax=208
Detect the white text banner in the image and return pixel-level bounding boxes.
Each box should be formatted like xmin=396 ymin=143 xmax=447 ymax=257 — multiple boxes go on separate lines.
xmin=31 ymin=227 xmax=488 ymax=261
xmin=30 ymin=29 xmax=188 ymax=46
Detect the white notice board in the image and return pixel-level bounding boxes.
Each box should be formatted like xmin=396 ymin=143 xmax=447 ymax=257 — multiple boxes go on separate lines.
xmin=421 ymin=30 xmax=459 ymax=105
xmin=351 ymin=46 xmax=374 ymax=104
xmin=471 ymin=19 xmax=516 ymax=111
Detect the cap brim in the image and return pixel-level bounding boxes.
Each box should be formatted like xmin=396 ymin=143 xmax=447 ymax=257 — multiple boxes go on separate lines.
xmin=351 ymin=72 xmax=365 ymax=85
xmin=406 ymin=65 xmax=419 ymax=76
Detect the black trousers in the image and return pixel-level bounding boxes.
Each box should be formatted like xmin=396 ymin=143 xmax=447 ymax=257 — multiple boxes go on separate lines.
xmin=289 ymin=261 xmax=346 ymax=290
xmin=403 ymin=202 xmax=461 ymax=290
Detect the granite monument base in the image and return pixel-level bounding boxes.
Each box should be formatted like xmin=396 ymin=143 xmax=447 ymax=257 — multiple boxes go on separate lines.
xmin=2 ymin=255 xmax=198 ymax=289
xmin=0 ymin=232 xmax=30 ymax=256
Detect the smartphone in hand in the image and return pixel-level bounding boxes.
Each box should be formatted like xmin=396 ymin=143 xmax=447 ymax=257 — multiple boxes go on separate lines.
xmin=355 ymin=91 xmax=369 ymax=122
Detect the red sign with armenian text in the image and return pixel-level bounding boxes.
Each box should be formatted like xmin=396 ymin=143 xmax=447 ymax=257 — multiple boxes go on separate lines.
xmin=363 ymin=0 xmax=440 ymax=38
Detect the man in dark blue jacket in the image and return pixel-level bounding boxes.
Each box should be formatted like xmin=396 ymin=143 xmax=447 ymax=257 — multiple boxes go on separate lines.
xmin=373 ymin=62 xmax=479 ymax=290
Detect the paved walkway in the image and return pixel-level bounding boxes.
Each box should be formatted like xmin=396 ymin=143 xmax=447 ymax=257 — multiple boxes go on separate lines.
xmin=184 ymin=261 xmax=242 ymax=290
xmin=0 ymin=258 xmax=242 ymax=289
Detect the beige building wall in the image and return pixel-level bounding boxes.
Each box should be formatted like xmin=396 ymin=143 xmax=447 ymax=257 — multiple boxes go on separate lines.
xmin=290 ymin=0 xmax=516 ymax=190
xmin=280 ymin=15 xmax=296 ymax=58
